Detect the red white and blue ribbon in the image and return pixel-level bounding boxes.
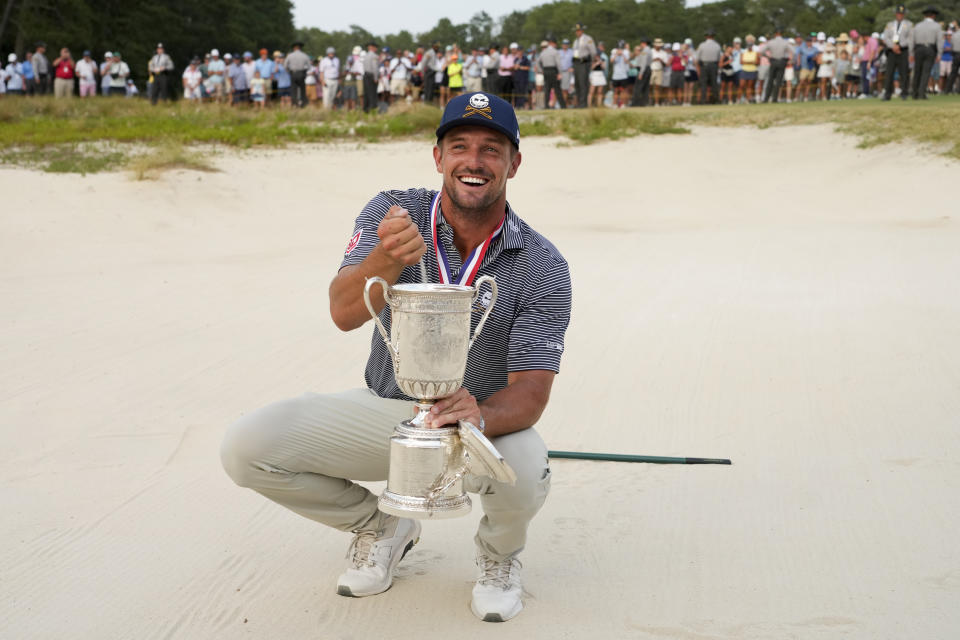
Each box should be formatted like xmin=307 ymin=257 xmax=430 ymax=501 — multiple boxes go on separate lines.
xmin=430 ymin=191 xmax=504 ymax=287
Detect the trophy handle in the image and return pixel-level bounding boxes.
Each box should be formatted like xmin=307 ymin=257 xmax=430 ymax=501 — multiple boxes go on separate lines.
xmin=469 ymin=275 xmax=498 ymax=348
xmin=363 ymin=277 xmax=396 ymax=353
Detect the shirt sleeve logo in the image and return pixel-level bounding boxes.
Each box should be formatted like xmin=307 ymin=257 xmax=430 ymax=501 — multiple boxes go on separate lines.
xmin=344 ymin=228 xmax=363 ymax=255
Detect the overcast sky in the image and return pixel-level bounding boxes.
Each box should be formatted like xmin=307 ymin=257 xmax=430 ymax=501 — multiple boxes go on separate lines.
xmin=292 ymin=0 xmax=708 ymax=36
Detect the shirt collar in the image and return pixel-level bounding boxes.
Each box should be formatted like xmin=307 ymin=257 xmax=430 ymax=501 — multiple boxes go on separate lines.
xmin=434 ymin=197 xmax=525 ymax=269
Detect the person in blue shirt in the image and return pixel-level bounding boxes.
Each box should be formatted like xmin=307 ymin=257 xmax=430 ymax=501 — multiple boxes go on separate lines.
xmin=940 ymin=33 xmax=953 ymax=94
xmin=254 ymin=49 xmax=275 ymax=101
xmin=273 ymin=52 xmax=292 ymax=107
xmin=796 ymin=35 xmax=820 ymax=101
xmin=22 ymin=52 xmax=35 ymax=95
xmin=228 ymin=55 xmax=249 ymax=104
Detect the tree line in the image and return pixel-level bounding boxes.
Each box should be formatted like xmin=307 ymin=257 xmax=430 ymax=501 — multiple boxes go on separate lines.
xmin=0 ymin=0 xmax=294 ymax=84
xmin=296 ymin=0 xmax=959 ymax=60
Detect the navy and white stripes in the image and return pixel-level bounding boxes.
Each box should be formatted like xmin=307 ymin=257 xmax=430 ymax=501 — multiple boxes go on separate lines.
xmin=339 ymin=187 xmax=572 ymax=402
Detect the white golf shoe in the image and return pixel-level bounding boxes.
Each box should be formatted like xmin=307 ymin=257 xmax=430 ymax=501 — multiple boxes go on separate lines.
xmin=336 ymin=516 xmax=420 ymax=597
xmin=470 ymin=552 xmax=523 ymax=622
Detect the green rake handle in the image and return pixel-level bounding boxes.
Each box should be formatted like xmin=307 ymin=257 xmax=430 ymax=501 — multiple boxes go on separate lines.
xmin=548 ymin=450 xmax=732 ymax=465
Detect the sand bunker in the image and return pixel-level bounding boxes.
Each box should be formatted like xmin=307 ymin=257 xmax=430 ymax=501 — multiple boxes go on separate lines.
xmin=2 ymin=125 xmax=958 ymax=638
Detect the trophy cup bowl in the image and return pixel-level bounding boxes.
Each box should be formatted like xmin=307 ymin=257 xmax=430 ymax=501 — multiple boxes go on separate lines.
xmin=363 ymin=275 xmax=516 ymax=519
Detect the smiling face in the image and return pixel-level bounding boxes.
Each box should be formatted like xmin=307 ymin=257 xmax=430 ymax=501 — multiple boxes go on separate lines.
xmin=433 ymin=126 xmax=521 ymax=217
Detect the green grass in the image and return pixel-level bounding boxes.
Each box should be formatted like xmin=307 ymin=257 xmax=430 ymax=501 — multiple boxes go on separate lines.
xmin=0 ymin=144 xmax=125 ymax=175
xmin=128 ymin=142 xmax=217 ymax=180
xmin=669 ymin=97 xmax=960 ymax=159
xmin=0 ymin=95 xmax=957 ymax=175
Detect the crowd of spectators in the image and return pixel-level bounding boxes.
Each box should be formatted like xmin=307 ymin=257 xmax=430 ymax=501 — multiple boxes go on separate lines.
xmin=3 ymin=15 xmax=958 ymax=109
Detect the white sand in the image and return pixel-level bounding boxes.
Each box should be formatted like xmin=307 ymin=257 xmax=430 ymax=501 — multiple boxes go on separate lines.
xmin=2 ymin=126 xmax=958 ymax=638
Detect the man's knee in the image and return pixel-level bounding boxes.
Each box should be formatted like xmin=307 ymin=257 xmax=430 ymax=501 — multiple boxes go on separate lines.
xmin=220 ymin=396 xmax=308 ymax=488
xmin=471 ymin=429 xmax=551 ymax=511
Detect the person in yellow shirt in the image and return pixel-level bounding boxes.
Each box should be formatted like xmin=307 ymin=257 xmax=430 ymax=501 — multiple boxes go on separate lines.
xmin=738 ymin=35 xmax=760 ymax=103
xmin=445 ymin=53 xmax=464 ymax=105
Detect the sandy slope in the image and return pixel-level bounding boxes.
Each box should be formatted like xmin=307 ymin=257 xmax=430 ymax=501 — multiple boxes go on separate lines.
xmin=1 ymin=125 xmax=958 ymax=639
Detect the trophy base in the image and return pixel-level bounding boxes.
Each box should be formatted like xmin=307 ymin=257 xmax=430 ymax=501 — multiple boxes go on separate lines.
xmin=379 ymin=490 xmax=472 ymax=520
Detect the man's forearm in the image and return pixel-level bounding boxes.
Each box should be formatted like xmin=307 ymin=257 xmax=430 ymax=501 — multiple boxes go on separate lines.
xmin=478 ymin=371 xmax=554 ymax=438
xmin=329 ymin=245 xmax=405 ymax=331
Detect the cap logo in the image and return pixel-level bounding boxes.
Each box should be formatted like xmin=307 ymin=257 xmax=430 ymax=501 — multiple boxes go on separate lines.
xmin=468 ymin=93 xmax=489 ymax=109
xmin=464 ymin=93 xmax=493 ymax=120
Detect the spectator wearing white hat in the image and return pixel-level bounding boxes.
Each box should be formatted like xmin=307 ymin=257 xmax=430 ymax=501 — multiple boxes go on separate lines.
xmin=756 ymin=35 xmax=770 ymax=100
xmin=731 ymin=36 xmax=743 ymax=97
xmin=100 ymin=52 xmax=112 ymax=96
xmin=4 ymin=53 xmax=25 ymax=95
xmin=668 ymin=42 xmax=684 ymax=104
xmin=205 ymin=49 xmax=226 ymax=101
xmin=343 ymin=46 xmax=363 ymax=110
xmin=946 ymin=23 xmax=960 ymax=94
xmin=816 ymin=37 xmax=836 ymax=99
xmin=319 ymin=47 xmax=340 ymax=109
xmin=387 ymin=48 xmax=412 ymax=104
xmin=222 ymin=53 xmax=234 ymax=97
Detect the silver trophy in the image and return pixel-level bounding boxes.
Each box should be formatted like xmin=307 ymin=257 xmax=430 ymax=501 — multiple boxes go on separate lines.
xmin=363 ymin=276 xmax=516 ymax=519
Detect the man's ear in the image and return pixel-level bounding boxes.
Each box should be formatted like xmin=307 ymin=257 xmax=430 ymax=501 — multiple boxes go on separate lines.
xmin=433 ymin=144 xmax=443 ymax=173
xmin=507 ymin=150 xmax=522 ymax=180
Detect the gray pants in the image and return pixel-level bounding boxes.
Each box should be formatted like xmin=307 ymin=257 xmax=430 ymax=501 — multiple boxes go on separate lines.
xmin=363 ymin=73 xmax=378 ymax=112
xmin=574 ymin=60 xmax=590 ymax=107
xmin=948 ymin=58 xmax=960 ymax=94
xmin=912 ymin=45 xmax=935 ymax=99
xmin=884 ymin=49 xmax=910 ymax=99
xmin=220 ymin=388 xmax=551 ymax=561
xmin=699 ymin=62 xmax=719 ymax=103
xmin=542 ymin=66 xmax=565 ymax=108
xmin=764 ymin=58 xmax=787 ymax=103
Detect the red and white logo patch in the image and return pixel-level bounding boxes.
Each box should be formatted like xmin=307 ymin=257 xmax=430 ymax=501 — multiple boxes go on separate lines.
xmin=344 ymin=228 xmax=363 ymax=256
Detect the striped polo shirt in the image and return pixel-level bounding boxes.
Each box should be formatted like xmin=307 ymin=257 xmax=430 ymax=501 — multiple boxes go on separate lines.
xmin=340 ymin=188 xmax=572 ymax=402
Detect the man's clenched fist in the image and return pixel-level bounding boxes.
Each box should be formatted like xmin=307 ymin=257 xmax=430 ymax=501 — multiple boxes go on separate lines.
xmin=377 ymin=206 xmax=427 ymax=267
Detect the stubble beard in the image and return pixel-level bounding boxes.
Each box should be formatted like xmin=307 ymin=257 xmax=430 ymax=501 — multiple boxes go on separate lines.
xmin=444 ymin=175 xmax=504 ymax=221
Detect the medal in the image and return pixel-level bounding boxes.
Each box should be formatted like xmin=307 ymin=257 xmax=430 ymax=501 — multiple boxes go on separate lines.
xmin=430 ymin=192 xmax=504 ymax=287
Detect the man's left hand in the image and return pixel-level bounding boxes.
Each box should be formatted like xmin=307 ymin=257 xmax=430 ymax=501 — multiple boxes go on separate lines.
xmin=423 ymin=388 xmax=482 ymax=429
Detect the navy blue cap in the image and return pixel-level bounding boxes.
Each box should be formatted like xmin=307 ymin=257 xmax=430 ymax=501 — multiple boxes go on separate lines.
xmin=435 ymin=92 xmax=519 ymax=148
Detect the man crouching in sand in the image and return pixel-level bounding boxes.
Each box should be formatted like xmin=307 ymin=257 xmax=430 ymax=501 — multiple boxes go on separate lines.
xmin=220 ymin=91 xmax=571 ymax=622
